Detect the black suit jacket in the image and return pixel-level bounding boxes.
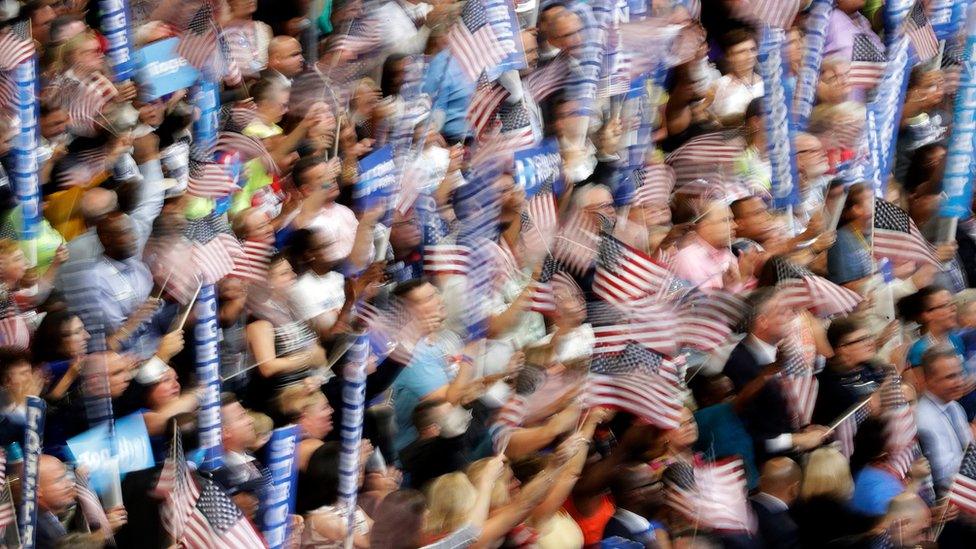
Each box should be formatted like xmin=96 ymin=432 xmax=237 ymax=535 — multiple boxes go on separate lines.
xmin=751 ymin=496 xmax=800 ymax=549
xmin=723 ymin=339 xmax=793 ymax=461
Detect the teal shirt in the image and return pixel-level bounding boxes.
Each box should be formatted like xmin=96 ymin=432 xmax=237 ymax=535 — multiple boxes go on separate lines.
xmin=694 ymin=402 xmax=759 ymax=489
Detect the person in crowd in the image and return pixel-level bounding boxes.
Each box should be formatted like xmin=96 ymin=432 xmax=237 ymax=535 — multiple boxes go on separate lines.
xmin=792 ymin=447 xmax=875 ymax=548
xmin=813 ymin=316 xmax=885 ymax=425
xmin=399 ymin=397 xmax=467 ymax=489
xmin=827 ymin=182 xmax=874 ymax=289
xmin=602 ymin=462 xmax=669 ymax=547
xmin=277 ymin=383 xmax=334 ymax=471
xmin=849 ymin=415 xmax=930 ymax=518
xmin=37 ymin=454 xmax=127 ymax=547
xmin=750 ymin=457 xmax=801 ymax=549
xmin=710 ymin=28 xmax=763 ymax=125
xmin=915 ymin=345 xmax=974 ymax=491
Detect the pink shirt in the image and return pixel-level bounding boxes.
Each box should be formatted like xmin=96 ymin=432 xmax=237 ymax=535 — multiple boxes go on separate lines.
xmin=672 ymin=234 xmax=738 ymax=291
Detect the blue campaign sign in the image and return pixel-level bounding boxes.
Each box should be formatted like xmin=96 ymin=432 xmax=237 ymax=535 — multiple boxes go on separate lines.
xmin=355 ymin=146 xmax=397 ymax=218
xmin=486 ymin=0 xmax=527 ymax=80
xmin=66 ymin=412 xmax=154 ymax=494
xmin=514 ymin=138 xmax=563 ymax=199
xmin=134 ymin=38 xmax=201 ymax=100
xmin=260 ymin=426 xmax=299 ymax=549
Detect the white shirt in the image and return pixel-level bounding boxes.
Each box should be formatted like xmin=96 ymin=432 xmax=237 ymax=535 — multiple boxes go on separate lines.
xmin=710 ymin=73 xmax=764 ymax=121
xmin=291 ymin=270 xmax=346 ymax=329
xmin=310 ymin=203 xmax=360 ymax=262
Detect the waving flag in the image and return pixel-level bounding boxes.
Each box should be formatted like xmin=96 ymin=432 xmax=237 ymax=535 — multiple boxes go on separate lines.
xmin=835 ymin=401 xmax=871 ymax=458
xmin=664 ymin=459 xmax=755 ymax=533
xmin=665 ymin=131 xmax=745 ymax=186
xmin=584 ymin=372 xmax=682 ymax=429
xmin=745 ymin=0 xmax=801 ymax=29
xmin=905 ymin=1 xmax=939 ymax=61
xmin=187 ymin=158 xmax=238 ymax=199
xmin=0 ymin=450 xmax=13 ymax=531
xmin=0 ymin=27 xmax=34 ymax=70
xmin=849 ymin=34 xmax=886 ymax=88
xmin=467 ymin=75 xmax=507 ymax=138
xmin=873 ymin=198 xmax=939 ymax=267
xmin=231 ymin=239 xmax=274 ymax=283
xmin=880 ymin=369 xmax=919 ymax=477
xmin=592 ymin=304 xmax=678 ymax=356
xmin=527 ymin=255 xmax=558 ymax=314
xmin=770 ymin=256 xmax=862 ymax=317
xmin=633 ymin=164 xmax=675 ymax=208
xmin=448 ymin=0 xmax=508 ymax=81
xmin=185 ymin=214 xmax=244 ymax=285
xmin=950 ymin=444 xmax=976 ymax=516
xmin=216 ymin=132 xmax=278 ymax=174
xmin=593 ymin=233 xmax=670 ymax=304
xmin=779 ymin=333 xmax=819 ymax=428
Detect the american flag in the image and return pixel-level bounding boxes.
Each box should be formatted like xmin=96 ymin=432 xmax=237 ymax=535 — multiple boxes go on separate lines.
xmin=592 ymin=305 xmax=679 ymax=357
xmin=523 ymin=178 xmax=559 ymax=256
xmin=591 ymin=340 xmax=683 ymax=386
xmin=779 ymin=333 xmax=819 ymax=429
xmin=664 ymin=459 xmax=755 ymax=533
xmin=879 ymin=368 xmax=919 ymax=477
xmin=50 ymin=72 xmax=119 ymax=138
xmin=184 ymin=475 xmax=265 ymax=548
xmin=185 ymin=214 xmax=244 ymax=285
xmin=849 ymin=34 xmax=886 ymax=88
xmin=675 ymin=290 xmax=747 ymax=352
xmin=834 ymin=399 xmax=871 ymax=458
xmin=496 ymin=98 xmax=538 ymax=151
xmin=0 ymin=25 xmax=34 ymax=70
xmin=216 ymin=132 xmax=278 ymax=174
xmin=467 ymin=75 xmax=507 ymax=139
xmin=332 ymin=15 xmax=384 ymax=60
xmin=187 ymin=158 xmax=238 ymax=199
xmin=949 ymin=444 xmax=976 ymax=516
xmin=592 ymin=233 xmax=670 ymax=304
xmin=145 ymin=237 xmax=202 ymax=305
xmin=552 ymin=210 xmax=599 ymax=276
xmin=633 ymin=164 xmax=675 ymax=208
xmin=904 ymin=1 xmax=939 ymax=62
xmin=527 ymin=255 xmax=558 ymax=314
xmin=745 ymin=0 xmax=801 ymax=29
xmin=230 ymin=239 xmax=274 ymax=283
xmin=873 ymin=198 xmax=939 ymax=267
xmin=585 ymin=372 xmax=683 ymax=429
xmin=770 ymin=256 xmax=861 ymax=317
xmin=75 ymin=471 xmax=112 ymax=542
xmin=526 ymin=54 xmax=572 ymax=102
xmin=665 ymin=131 xmax=745 ymax=186
xmin=155 ymin=428 xmax=199 ymax=542
xmin=177 ymin=1 xmax=242 ymax=84
xmin=447 ymin=0 xmax=508 ymax=81
xmin=0 ymin=450 xmax=13 ymax=531
xmin=423 ymin=242 xmax=471 ymax=277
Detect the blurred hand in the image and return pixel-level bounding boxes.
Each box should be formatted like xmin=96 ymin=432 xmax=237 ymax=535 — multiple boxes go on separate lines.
xmin=106 ymin=505 xmax=128 ymax=533
xmin=935 ymin=241 xmax=958 ymax=263
xmin=157 ymin=330 xmax=185 ymax=362
xmin=596 ymin=118 xmax=623 ymax=157
xmin=908 ymin=456 xmax=931 ymax=480
xmin=115 ymin=81 xmax=138 ymax=102
xmin=52 ymin=244 xmax=69 ymax=267
xmin=347 ymin=138 xmax=375 ymax=159
xmin=548 ymin=403 xmax=582 ymax=436
xmin=793 ymin=425 xmax=828 ymax=451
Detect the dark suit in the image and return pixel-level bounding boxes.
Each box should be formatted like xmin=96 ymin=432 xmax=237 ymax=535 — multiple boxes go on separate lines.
xmin=751 ymin=494 xmax=799 ymax=549
xmin=723 ymin=338 xmax=794 ymax=462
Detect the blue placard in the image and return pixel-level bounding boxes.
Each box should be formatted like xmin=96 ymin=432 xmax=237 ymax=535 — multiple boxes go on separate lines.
xmin=134 ymin=38 xmax=201 ymax=101
xmin=66 ymin=412 xmax=153 ymax=493
xmin=940 ymin=5 xmax=976 ymax=219
xmin=514 ymin=138 xmax=564 ymax=199
xmin=354 ymin=146 xmax=397 ymax=220
xmin=793 ymin=0 xmax=832 ymax=130
xmin=20 ymin=397 xmax=45 ymax=549
xmin=192 ymin=81 xmax=221 ymax=153
xmin=194 ymin=285 xmax=224 ymax=471
xmin=260 ymin=426 xmax=299 ymax=549
xmin=485 ymin=0 xmax=527 ymax=81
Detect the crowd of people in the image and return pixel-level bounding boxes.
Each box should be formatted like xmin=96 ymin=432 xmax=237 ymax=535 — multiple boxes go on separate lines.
xmin=0 ymin=0 xmax=971 ymax=547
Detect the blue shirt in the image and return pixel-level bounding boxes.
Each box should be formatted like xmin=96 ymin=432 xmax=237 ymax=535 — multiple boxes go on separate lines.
xmin=88 ymin=256 xmax=153 ymax=332
xmin=827 ymin=226 xmax=872 ymax=285
xmin=392 ymin=335 xmax=456 ymax=450
xmin=694 ymin=402 xmax=759 ymax=489
xmin=422 ymin=51 xmax=475 ymax=141
xmin=851 ymin=465 xmax=903 ymax=516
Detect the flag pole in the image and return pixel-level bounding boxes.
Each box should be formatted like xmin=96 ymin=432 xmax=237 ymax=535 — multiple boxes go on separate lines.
xmin=824 ymin=395 xmax=873 ymax=436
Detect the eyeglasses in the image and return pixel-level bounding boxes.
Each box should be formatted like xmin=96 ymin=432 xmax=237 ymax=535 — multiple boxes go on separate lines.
xmin=927 ymin=302 xmax=954 ymax=313
xmin=839 ymin=335 xmax=873 ymax=347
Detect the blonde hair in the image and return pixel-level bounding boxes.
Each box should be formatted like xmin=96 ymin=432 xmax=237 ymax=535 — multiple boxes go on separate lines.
xmin=276 ymin=384 xmax=326 ymax=421
xmin=955 ymin=289 xmax=976 ymax=311
xmin=248 ymin=411 xmax=273 ymax=439
xmin=425 ymin=472 xmax=476 ymax=535
xmin=467 ymin=457 xmax=512 ymax=509
xmin=800 ymin=447 xmax=853 ymax=501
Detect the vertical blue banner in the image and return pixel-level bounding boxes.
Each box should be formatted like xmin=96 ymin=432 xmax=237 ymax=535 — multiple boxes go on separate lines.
xmin=940 ymin=4 xmax=976 ymax=218
xmin=98 ymin=0 xmax=135 ymax=81
xmin=194 ymin=284 xmax=224 ymax=471
xmin=260 ymin=426 xmax=299 ymax=549
xmin=192 ymin=81 xmax=221 ymax=152
xmin=11 ymin=60 xmax=39 ymax=256
xmin=337 ymin=334 xmax=369 ymax=546
xmin=868 ymin=36 xmax=911 ymax=196
xmin=19 ymin=397 xmax=45 ymax=549
xmin=793 ymin=0 xmax=832 ymax=130
xmin=757 ymin=27 xmax=799 ymax=210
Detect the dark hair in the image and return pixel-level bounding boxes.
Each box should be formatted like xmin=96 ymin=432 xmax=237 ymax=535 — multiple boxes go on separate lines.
xmin=745 ymin=96 xmax=763 ymax=122
xmin=920 ymin=343 xmax=959 ymax=378
xmin=411 ymin=398 xmax=446 ymax=431
xmin=0 ymin=347 xmax=32 ymax=384
xmin=250 ymin=78 xmax=286 ymax=104
xmin=903 ymin=143 xmax=946 ymax=196
xmin=896 ymin=285 xmax=947 ymax=324
xmin=826 ymin=316 xmax=864 ymax=350
xmin=392 ymin=278 xmax=428 ymax=299
xmin=849 ymin=416 xmax=887 ymax=475
xmin=369 ymin=489 xmax=427 ymax=549
xmin=381 ymin=54 xmax=408 ymax=97
xmin=31 ymin=309 xmax=77 ymax=364
xmin=291 ymin=155 xmax=325 ymax=188
xmin=285 ymin=228 xmax=316 ymax=275
xmin=838 ymin=182 xmax=869 ymax=227
xmin=743 ymin=286 xmax=779 ymax=331
xmin=296 ymin=442 xmax=341 ymax=513
xmin=719 ymin=27 xmax=756 ymax=53
xmin=219 ymin=392 xmax=239 ymax=407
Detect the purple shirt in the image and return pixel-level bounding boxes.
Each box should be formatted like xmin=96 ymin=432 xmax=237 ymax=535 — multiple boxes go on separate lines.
xmin=824 ymin=9 xmax=884 ymax=103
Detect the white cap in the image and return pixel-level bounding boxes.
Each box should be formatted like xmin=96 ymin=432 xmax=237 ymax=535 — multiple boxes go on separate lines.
xmin=135 ymin=356 xmax=169 ymax=385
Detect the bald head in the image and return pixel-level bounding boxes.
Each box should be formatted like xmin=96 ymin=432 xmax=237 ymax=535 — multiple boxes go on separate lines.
xmin=759 ymin=457 xmax=802 ymax=505
xmin=885 ymin=492 xmax=930 ymax=547
xmin=80 ymin=187 xmax=118 ymax=226
xmin=268 ymin=36 xmax=303 ymax=78
xmin=38 ymin=454 xmax=75 ymax=512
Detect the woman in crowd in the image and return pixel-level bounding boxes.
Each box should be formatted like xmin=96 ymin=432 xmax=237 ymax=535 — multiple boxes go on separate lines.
xmin=792 ymin=447 xmax=875 ymax=548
